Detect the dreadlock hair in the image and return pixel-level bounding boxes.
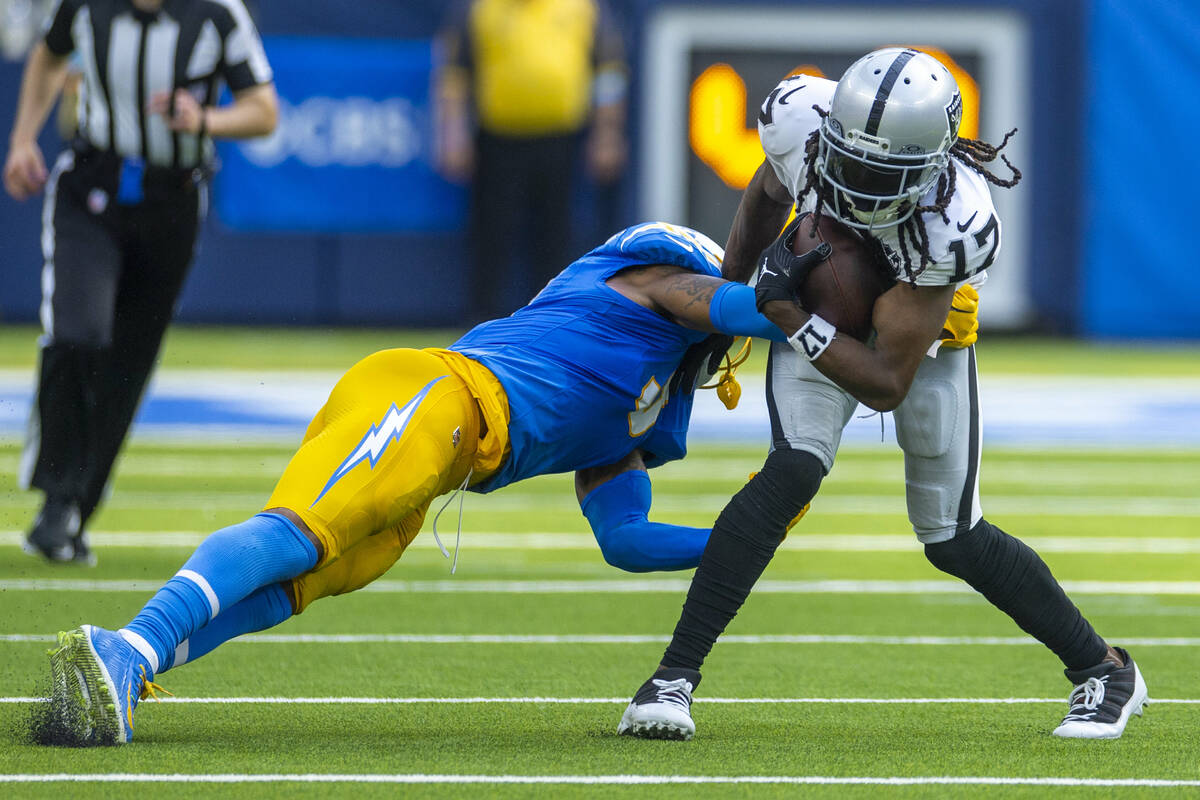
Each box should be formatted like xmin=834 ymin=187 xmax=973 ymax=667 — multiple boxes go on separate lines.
xmin=797 ymin=105 xmax=1022 ymax=283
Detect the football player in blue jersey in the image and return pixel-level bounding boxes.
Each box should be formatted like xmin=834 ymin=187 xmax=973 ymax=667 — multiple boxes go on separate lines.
xmin=40 ymin=221 xmax=828 ymax=746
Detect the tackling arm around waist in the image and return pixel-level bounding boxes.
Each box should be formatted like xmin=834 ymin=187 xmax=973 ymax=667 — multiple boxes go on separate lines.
xmin=709 ymin=283 xmax=787 ymax=342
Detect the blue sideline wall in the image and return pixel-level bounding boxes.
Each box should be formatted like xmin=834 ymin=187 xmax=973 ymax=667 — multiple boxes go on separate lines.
xmin=0 ymin=0 xmax=1192 ymax=337
xmin=1081 ymin=0 xmax=1200 ymax=339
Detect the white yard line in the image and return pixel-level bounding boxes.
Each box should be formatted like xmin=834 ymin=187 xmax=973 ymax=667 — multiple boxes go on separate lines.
xmin=4 ymin=531 xmax=1200 ymax=553
xmin=0 ymin=774 xmax=1196 ymax=787
xmin=4 ymin=578 xmax=1200 ymax=595
xmin=0 ymin=531 xmax=211 ymax=548
xmin=5 ymin=493 xmax=1200 ymax=516
xmin=1 ymin=452 xmax=1196 ymax=486
xmin=463 ymin=494 xmax=1200 ymax=517
xmin=3 ymin=455 xmax=1196 ymax=488
xmin=1 ymin=695 xmax=1198 ymax=705
xmin=5 ymin=633 xmax=1200 ymax=647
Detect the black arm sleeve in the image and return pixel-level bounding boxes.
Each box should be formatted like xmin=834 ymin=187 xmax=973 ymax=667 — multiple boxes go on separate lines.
xmin=43 ymin=0 xmax=82 ymax=56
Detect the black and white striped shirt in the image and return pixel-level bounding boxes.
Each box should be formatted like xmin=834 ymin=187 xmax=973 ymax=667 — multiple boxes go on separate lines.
xmin=43 ymin=0 xmax=272 ymax=169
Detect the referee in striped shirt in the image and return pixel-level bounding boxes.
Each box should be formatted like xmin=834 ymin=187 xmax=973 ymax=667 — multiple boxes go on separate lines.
xmin=3 ymin=0 xmax=277 ymax=564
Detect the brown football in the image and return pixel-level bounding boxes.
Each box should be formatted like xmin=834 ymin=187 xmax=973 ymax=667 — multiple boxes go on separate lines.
xmin=791 ymin=214 xmax=893 ymax=341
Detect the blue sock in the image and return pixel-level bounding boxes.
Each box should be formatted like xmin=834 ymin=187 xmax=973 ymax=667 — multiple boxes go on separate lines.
xmin=580 ymin=470 xmax=711 ymax=572
xmin=120 ymin=513 xmax=317 ymax=672
xmin=167 ymin=583 xmax=294 ymax=672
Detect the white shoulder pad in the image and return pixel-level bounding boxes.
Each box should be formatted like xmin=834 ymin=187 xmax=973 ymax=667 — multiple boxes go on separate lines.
xmin=757 ymin=76 xmax=836 ymax=200
xmin=876 ymin=163 xmax=1002 ymax=287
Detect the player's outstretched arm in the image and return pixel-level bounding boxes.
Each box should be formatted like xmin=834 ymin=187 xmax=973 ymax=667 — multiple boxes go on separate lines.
xmin=761 ymin=281 xmax=956 ymax=411
xmin=723 ymin=160 xmax=793 ymax=283
xmin=576 ymin=451 xmax=709 ymax=573
xmin=607 ymin=266 xmax=785 ymax=342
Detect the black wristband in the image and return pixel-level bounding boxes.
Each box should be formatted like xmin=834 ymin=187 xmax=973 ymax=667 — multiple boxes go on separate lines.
xmin=197 ymin=108 xmax=208 ymax=139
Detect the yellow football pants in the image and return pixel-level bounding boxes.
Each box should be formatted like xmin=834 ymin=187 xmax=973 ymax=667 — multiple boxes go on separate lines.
xmin=266 ymin=348 xmax=509 ymax=613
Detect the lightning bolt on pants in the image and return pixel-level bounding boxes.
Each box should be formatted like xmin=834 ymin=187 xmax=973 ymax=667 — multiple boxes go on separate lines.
xmin=265 ymin=348 xmax=488 ymax=612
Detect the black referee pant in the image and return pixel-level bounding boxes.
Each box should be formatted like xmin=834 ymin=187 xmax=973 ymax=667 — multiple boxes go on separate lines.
xmin=469 ymin=129 xmax=579 ymax=322
xmin=22 ymin=147 xmax=202 ymax=525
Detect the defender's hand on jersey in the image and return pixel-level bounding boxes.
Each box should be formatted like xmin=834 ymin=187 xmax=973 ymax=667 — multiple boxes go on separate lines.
xmin=669 ymin=333 xmax=734 ymax=396
xmin=754 ymin=216 xmax=832 ymax=312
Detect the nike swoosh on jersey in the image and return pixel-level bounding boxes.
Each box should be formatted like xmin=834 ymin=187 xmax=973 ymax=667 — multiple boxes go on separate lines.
xmin=956 ymin=211 xmax=978 ymax=232
xmin=777 ymin=86 xmax=806 ymax=105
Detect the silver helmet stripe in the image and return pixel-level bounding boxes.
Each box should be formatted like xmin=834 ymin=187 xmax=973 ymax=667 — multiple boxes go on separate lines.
xmin=864 ymin=49 xmax=920 ymax=137
xmin=817 ymin=47 xmax=959 ymax=231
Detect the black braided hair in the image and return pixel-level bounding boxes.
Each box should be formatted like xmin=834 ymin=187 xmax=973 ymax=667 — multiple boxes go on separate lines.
xmin=796 ymin=105 xmax=1022 ymax=282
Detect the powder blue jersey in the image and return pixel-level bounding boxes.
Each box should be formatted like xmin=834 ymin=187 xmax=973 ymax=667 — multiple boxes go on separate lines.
xmin=451 ymin=223 xmax=725 ymax=493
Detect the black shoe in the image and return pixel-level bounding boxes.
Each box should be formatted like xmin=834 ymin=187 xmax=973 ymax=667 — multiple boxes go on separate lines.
xmin=22 ymin=497 xmax=82 ymax=563
xmin=70 ymin=530 xmax=98 ymax=567
xmin=616 ymin=667 xmax=702 ymax=740
xmin=1052 ymin=647 xmax=1148 ymax=739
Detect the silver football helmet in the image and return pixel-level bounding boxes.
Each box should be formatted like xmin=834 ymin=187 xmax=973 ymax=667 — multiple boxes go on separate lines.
xmin=816 ymin=48 xmax=963 ymax=231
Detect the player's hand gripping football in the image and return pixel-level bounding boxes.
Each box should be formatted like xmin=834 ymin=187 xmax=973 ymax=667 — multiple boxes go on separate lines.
xmin=754 ymin=214 xmax=832 ymax=313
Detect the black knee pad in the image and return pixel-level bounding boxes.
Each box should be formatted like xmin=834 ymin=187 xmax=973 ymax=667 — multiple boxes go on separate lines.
xmin=761 ymin=447 xmax=826 ymax=495
xmin=714 ymin=448 xmax=824 ymax=547
xmin=923 ymin=520 xmax=991 ymax=577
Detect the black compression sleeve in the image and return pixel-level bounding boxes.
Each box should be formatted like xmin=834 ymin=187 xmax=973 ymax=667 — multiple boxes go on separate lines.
xmin=661 ymin=448 xmax=825 ymax=671
xmin=924 ymin=518 xmax=1108 ymax=670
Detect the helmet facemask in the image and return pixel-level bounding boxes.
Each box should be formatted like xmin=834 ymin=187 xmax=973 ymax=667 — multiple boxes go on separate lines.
xmin=812 ymin=48 xmax=962 ymax=232
xmin=816 ymin=118 xmax=950 ymax=231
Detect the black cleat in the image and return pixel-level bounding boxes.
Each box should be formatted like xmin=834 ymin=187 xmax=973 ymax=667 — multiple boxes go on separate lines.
xmin=23 ymin=497 xmax=81 ymax=563
xmin=70 ymin=530 xmax=98 ymax=567
xmin=617 ymin=668 xmax=701 ymax=740
xmin=1053 ymin=647 xmax=1148 ymax=739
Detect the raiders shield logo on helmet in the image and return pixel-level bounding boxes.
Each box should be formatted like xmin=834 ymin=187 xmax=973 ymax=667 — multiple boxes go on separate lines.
xmin=946 ymin=92 xmax=964 ymax=140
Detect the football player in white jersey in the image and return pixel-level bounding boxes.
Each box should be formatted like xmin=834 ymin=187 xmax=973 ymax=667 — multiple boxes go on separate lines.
xmin=618 ymin=48 xmax=1147 ymax=742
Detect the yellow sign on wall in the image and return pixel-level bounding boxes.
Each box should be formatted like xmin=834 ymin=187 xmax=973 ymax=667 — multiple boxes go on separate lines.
xmin=689 ymin=47 xmax=980 ymax=191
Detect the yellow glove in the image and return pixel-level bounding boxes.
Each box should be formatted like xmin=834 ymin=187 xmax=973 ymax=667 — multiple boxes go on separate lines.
xmin=747 ymin=472 xmax=810 ymax=534
xmin=939 ymin=284 xmax=980 ymax=349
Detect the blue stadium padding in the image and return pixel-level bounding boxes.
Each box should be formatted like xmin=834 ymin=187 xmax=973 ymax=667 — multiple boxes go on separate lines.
xmin=1082 ymin=0 xmax=1200 ymax=338
xmin=213 ymin=37 xmax=465 ymax=234
xmin=5 ymin=0 xmax=1182 ymax=336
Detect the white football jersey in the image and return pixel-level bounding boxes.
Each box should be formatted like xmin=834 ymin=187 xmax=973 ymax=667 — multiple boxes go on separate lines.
xmin=758 ymin=75 xmax=1000 ymax=289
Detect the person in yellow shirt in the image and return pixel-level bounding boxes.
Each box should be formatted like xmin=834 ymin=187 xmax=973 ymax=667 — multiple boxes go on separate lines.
xmin=436 ymin=0 xmax=628 ymax=322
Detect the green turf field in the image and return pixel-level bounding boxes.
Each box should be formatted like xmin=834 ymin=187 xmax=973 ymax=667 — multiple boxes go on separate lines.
xmin=1 ymin=328 xmax=1198 ymax=797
